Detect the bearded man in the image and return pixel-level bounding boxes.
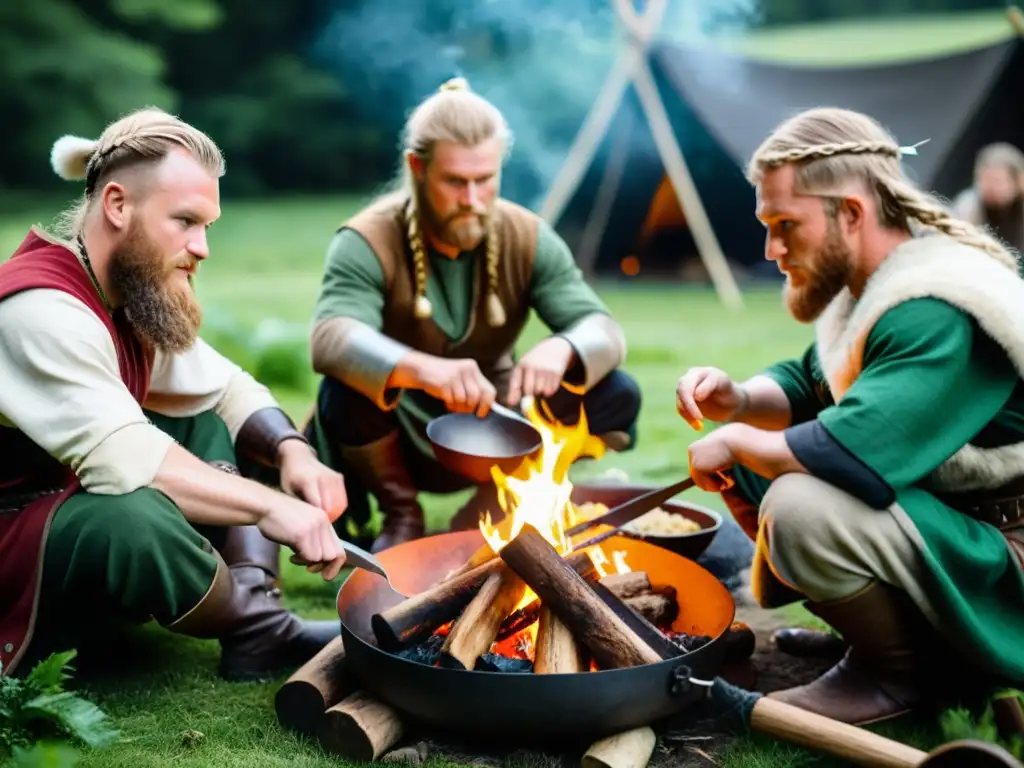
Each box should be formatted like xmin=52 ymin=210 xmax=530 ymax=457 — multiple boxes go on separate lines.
xmin=0 ymin=108 xmax=350 ymax=683
xmin=307 ymin=78 xmax=641 ymax=552
xmin=951 ymin=142 xmax=1024 ymax=254
xmin=674 ymin=107 xmax=1024 ymax=725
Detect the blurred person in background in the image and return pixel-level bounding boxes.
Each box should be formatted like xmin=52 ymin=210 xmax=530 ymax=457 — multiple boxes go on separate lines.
xmin=305 ymin=78 xmax=641 ymax=553
xmin=951 ymin=142 xmax=1024 ymax=255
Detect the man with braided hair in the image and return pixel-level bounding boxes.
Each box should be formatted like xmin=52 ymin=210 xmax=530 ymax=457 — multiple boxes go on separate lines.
xmin=0 ymin=107 xmax=351 ymax=683
xmin=307 ymin=78 xmax=641 ymax=552
xmin=951 ymin=142 xmax=1024 ymax=254
xmin=675 ymin=106 xmax=1024 ymax=725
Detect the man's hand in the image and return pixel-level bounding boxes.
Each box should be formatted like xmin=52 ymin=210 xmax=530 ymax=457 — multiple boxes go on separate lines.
xmin=506 ymin=336 xmax=576 ymax=407
xmin=278 ymin=439 xmax=348 ymax=523
xmin=687 ymin=425 xmax=740 ymax=492
xmin=676 ymin=366 xmax=748 ymax=430
xmin=256 ymin=493 xmax=348 ymax=581
xmin=393 ymin=352 xmax=497 ymax=417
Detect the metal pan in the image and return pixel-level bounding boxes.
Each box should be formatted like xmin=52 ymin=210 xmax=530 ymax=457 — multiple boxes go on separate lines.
xmin=425 ymin=403 xmax=542 ymax=484
xmin=336 ymin=528 xmax=735 ymax=747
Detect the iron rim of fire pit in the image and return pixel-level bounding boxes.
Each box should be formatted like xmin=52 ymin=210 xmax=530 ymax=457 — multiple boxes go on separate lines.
xmin=336 ymin=528 xmax=736 ymax=746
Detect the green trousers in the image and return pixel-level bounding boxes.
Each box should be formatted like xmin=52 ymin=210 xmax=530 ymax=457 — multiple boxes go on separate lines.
xmin=22 ymin=410 xmax=239 ymax=669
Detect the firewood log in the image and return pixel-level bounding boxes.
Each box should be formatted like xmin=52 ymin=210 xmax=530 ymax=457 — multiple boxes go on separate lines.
xmin=319 ymin=691 xmax=405 ymax=761
xmin=274 ymin=635 xmax=350 ymax=738
xmin=438 ymin=565 xmax=527 ymax=670
xmin=533 ymin=606 xmax=588 ymax=673
xmin=499 ymin=525 xmax=663 ymax=668
xmin=582 ymin=726 xmax=657 ymax=768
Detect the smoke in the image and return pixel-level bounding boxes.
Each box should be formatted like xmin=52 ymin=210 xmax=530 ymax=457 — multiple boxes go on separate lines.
xmin=313 ymin=0 xmax=762 ymax=206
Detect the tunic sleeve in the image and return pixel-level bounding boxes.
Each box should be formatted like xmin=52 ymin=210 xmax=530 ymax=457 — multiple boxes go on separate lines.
xmin=144 ymin=339 xmax=280 ymax=440
xmin=529 ymin=220 xmax=626 ymax=389
xmin=0 ymin=290 xmax=175 ymax=495
xmin=762 ymin=344 xmax=832 ymax=425
xmin=309 ymin=229 xmax=409 ymax=410
xmin=784 ymin=298 xmax=1017 ymax=508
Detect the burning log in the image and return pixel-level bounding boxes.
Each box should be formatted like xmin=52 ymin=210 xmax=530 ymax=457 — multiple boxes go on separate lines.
xmin=588 ymin=580 xmax=682 ymax=660
xmin=495 ymin=599 xmax=542 ymax=640
xmin=623 ymin=593 xmax=678 ymax=627
xmin=582 ymin=726 xmax=657 ymax=768
xmin=371 ymin=557 xmax=505 ymax=651
xmin=319 ymin=691 xmax=405 ymax=761
xmin=274 ymin=636 xmax=350 ymax=738
xmin=438 ymin=566 xmax=528 ymax=670
xmin=534 ymin=606 xmax=588 ymax=673
xmin=597 ymin=571 xmax=652 ymax=599
xmin=499 ymin=525 xmax=663 ymax=669
xmin=374 ymin=548 xmax=597 ymax=653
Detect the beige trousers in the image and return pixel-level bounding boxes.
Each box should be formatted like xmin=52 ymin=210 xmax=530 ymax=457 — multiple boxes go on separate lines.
xmin=751 ymin=473 xmax=943 ymax=627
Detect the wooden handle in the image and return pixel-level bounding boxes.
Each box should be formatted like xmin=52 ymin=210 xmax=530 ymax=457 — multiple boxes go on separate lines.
xmin=750 ymin=697 xmax=927 ymax=768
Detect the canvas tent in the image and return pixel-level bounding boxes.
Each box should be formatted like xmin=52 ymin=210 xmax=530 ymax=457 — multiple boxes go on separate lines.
xmin=541 ymin=3 xmax=1024 ymax=308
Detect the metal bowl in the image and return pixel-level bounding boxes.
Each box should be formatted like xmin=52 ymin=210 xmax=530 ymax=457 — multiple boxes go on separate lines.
xmin=570 ymin=481 xmax=723 ymax=561
xmin=426 ymin=411 xmax=542 ymax=484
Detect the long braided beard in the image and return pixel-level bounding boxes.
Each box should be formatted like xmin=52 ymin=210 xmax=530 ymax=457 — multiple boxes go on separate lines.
xmin=108 ymin=217 xmax=203 ymax=352
xmin=784 ymin=215 xmax=853 ymax=323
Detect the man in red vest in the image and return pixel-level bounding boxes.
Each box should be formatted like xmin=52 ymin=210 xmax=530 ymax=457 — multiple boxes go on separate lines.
xmin=0 ymin=107 xmax=349 ymax=683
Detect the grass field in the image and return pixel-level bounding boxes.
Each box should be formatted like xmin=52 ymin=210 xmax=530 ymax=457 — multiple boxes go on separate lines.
xmin=0 ymin=196 xmax=959 ymax=767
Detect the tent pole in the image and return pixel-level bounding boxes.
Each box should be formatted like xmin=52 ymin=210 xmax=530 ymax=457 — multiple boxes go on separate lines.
xmin=537 ymin=0 xmax=669 ymax=223
xmin=630 ymin=54 xmax=745 ymax=310
xmin=577 ymin=118 xmax=633 ymax=277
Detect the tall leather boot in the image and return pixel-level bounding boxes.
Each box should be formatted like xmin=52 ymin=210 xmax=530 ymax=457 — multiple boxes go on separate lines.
xmin=168 ymin=527 xmax=341 ymax=682
xmin=766 ymin=580 xmax=952 ymax=725
xmin=338 ymin=431 xmax=424 ymax=553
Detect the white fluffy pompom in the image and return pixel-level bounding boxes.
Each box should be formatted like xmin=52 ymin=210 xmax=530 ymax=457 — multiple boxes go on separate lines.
xmin=50 ymin=135 xmax=99 ymax=181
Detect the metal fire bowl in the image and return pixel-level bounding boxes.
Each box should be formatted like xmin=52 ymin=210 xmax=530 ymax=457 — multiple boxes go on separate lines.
xmin=337 ymin=529 xmax=736 ymax=747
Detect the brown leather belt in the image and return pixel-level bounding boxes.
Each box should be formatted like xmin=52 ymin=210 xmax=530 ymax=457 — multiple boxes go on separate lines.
xmin=939 ymin=478 xmax=1024 ymax=531
xmin=938 ymin=479 xmax=1024 ymax=571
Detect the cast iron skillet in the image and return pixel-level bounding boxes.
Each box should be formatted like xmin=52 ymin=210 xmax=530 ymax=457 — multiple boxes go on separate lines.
xmin=337 ymin=528 xmax=735 ymax=747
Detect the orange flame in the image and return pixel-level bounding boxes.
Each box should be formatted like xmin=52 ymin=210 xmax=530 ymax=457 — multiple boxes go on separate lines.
xmin=478 ymin=399 xmax=632 ymax=587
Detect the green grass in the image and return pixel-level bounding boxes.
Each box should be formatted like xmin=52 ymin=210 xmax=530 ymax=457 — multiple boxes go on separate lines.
xmin=688 ymin=8 xmax=1016 ymax=65
xmin=0 ymin=196 xmax=946 ymax=766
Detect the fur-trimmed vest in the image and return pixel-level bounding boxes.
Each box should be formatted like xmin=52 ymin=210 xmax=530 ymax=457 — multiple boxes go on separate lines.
xmin=814 ymin=233 xmax=1024 ymax=493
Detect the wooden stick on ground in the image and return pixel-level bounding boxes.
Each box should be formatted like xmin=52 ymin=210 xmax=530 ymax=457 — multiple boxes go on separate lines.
xmin=499 ymin=525 xmax=662 ymax=669
xmin=582 ymin=726 xmax=657 ymax=768
xmin=318 ymin=691 xmax=405 ymax=761
xmin=274 ymin=635 xmax=350 ymax=738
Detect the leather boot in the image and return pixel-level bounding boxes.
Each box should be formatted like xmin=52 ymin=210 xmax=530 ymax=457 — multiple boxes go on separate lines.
xmin=772 ymin=627 xmax=848 ymax=658
xmin=766 ymin=580 xmax=946 ymax=725
xmin=338 ymin=431 xmax=424 ymax=553
xmin=168 ymin=527 xmax=340 ymax=682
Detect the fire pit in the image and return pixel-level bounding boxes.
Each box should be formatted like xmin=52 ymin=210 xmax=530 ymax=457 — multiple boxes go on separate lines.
xmin=337 ymin=527 xmax=735 ymax=746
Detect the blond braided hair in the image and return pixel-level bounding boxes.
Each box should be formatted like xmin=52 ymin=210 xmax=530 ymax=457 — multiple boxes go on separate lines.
xmin=747 ymin=107 xmax=1020 ymax=272
xmin=401 ymin=77 xmax=511 ymax=327
xmin=49 ymin=107 xmax=224 ymax=241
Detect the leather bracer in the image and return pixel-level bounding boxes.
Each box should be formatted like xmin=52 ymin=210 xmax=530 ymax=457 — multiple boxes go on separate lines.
xmin=235 ymin=407 xmax=310 ymax=468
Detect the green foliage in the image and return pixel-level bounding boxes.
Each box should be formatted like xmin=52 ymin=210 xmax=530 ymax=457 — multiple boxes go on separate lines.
xmin=110 ymin=0 xmax=222 ymax=29
xmin=200 ymin=312 xmax=313 ymax=393
xmin=0 ymin=650 xmax=119 ymax=763
xmin=940 ymin=689 xmax=1024 ymax=760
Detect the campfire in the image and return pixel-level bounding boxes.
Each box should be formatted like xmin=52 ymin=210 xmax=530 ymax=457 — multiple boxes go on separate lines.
xmin=274 ymin=403 xmax=746 ymax=768
xmin=370 ymin=401 xmax=712 ymax=675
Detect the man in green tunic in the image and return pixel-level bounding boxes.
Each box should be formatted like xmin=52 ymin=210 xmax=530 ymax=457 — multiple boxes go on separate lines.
xmin=307 ymin=78 xmax=640 ymax=552
xmin=675 ymin=106 xmax=1024 ymax=725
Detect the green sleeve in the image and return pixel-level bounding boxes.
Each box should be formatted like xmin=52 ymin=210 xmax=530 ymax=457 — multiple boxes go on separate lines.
xmin=529 ymin=220 xmax=611 ymax=331
xmin=762 ymin=344 xmax=832 ymax=425
xmin=528 ymin=221 xmax=625 ymax=390
xmin=310 ymin=228 xmax=410 ymax=410
xmin=815 ymin=298 xmax=1016 ymax=490
xmin=312 ymin=229 xmax=388 ymax=328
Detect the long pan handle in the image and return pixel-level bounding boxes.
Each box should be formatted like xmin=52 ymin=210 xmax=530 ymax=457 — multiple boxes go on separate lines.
xmin=749 ymin=697 xmax=927 ymax=768
xmin=565 ymin=477 xmax=696 ymax=537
